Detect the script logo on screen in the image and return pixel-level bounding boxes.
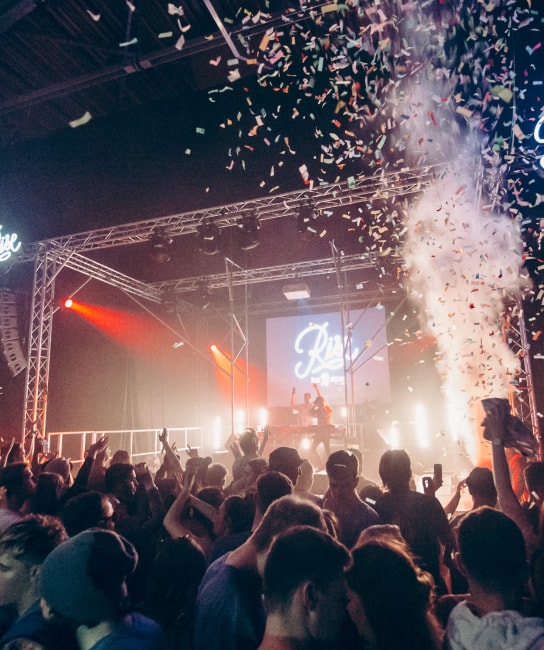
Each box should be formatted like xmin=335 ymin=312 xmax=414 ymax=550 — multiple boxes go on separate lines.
xmin=294 ymin=322 xmax=360 ymax=383
xmin=0 ymin=226 xmax=21 ymax=262
xmin=535 ymin=115 xmax=544 ymax=171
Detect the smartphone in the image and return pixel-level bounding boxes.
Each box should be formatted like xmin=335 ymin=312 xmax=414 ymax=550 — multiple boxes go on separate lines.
xmin=433 ymin=463 xmax=443 ymax=485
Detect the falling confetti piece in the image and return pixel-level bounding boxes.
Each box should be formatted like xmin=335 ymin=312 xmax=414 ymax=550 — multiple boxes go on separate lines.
xmin=68 ymin=111 xmax=92 ymax=128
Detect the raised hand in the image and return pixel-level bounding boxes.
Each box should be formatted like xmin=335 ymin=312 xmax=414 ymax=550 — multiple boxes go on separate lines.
xmin=87 ymin=436 xmax=109 ymax=459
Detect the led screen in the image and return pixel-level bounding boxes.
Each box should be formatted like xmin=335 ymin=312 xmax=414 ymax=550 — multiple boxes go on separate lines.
xmin=266 ymin=307 xmax=391 ymax=408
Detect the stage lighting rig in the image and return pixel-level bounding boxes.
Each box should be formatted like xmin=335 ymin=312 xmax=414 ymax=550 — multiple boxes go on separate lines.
xmin=197 ymin=221 xmax=220 ymax=256
xmin=238 ymin=213 xmax=260 ymax=250
xmin=296 ymin=199 xmax=321 ymax=240
xmin=149 ymin=228 xmax=174 ymax=264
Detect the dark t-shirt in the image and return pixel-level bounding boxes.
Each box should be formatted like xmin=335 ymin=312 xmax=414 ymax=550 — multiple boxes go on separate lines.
xmin=88 ymin=612 xmax=164 ymax=650
xmin=0 ymin=601 xmax=78 ymax=650
xmin=336 ymin=499 xmax=381 ymax=549
xmin=194 ymin=554 xmax=265 ymax=650
xmin=374 ymin=489 xmax=452 ymax=591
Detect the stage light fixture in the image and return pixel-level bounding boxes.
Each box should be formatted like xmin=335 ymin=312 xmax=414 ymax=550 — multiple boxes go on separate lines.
xmin=64 ymin=298 xmax=73 ymax=309
xmin=149 ymin=228 xmax=173 ymax=264
xmin=283 ymin=283 xmax=311 ymax=300
xmin=238 ymin=213 xmax=260 ymax=250
xmin=297 ymin=200 xmax=320 ymax=240
xmin=197 ymin=222 xmax=220 ymax=256
xmin=210 ymin=344 xmax=218 ymax=352
xmin=198 ymin=284 xmax=211 ymax=310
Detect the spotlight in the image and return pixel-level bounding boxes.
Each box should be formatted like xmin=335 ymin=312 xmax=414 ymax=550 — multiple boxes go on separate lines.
xmin=197 ymin=222 xmax=220 ymax=256
xmin=64 ymin=298 xmax=73 ymax=309
xmin=198 ymin=284 xmax=211 ymax=310
xmin=297 ymin=200 xmax=321 ymax=240
xmin=210 ymin=344 xmax=218 ymax=352
xmin=238 ymin=213 xmax=260 ymax=250
xmin=149 ymin=228 xmax=173 ymax=264
xmin=161 ymin=289 xmax=177 ymax=313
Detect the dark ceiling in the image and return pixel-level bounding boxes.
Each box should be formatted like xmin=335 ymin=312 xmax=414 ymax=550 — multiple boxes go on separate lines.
xmin=0 ymin=0 xmax=256 ymax=141
xmin=0 ymin=0 xmax=320 ymax=145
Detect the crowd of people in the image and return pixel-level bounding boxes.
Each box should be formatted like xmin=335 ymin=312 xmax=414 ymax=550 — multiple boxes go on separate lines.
xmin=0 ymin=397 xmax=543 ymax=649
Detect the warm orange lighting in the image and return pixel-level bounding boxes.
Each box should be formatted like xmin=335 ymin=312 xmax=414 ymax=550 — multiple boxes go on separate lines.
xmin=210 ymin=344 xmax=218 ymax=352
xmin=64 ymin=298 xmax=73 ymax=309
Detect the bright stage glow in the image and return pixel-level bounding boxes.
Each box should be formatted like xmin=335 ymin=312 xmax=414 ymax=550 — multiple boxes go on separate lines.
xmin=210 ymin=344 xmax=218 ymax=352
xmin=212 ymin=416 xmax=222 ymax=450
xmin=340 ymin=406 xmax=347 ymax=418
xmin=414 ymin=403 xmax=429 ymax=449
xmin=300 ymin=437 xmax=312 ymax=451
xmin=235 ymin=409 xmax=245 ymax=433
xmin=388 ymin=421 xmax=400 ymax=448
xmin=258 ymin=408 xmax=268 ymax=428
xmin=64 ymin=298 xmax=73 ymax=309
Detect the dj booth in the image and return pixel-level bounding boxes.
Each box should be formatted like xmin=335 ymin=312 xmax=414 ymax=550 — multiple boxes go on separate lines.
xmin=266 ymin=424 xmax=347 ymax=451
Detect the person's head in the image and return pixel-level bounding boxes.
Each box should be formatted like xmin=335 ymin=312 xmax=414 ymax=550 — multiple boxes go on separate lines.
xmin=354 ymin=524 xmax=408 ymax=552
xmin=205 ymin=463 xmax=228 ymax=489
xmin=251 ymin=495 xmax=327 ymax=557
xmin=218 ymin=493 xmax=255 ymax=536
xmin=378 ymin=449 xmax=412 ymax=492
xmin=268 ymin=447 xmax=303 ymax=486
xmin=326 ymin=450 xmax=359 ymax=504
xmin=0 ymin=514 xmax=67 ymax=615
xmin=43 ymin=458 xmax=73 ymax=488
xmin=303 ymin=393 xmax=312 ymax=404
xmin=255 ymin=471 xmax=293 ymax=515
xmin=346 ymin=541 xmax=439 ymax=650
xmin=61 ymin=491 xmax=116 ymax=536
xmin=32 ymin=472 xmax=65 ymax=515
xmin=105 ymin=463 xmax=138 ymax=502
xmin=239 ymin=429 xmax=259 ymax=456
xmin=524 ymin=462 xmax=544 ymax=501
xmin=465 ymin=467 xmax=497 ymax=507
xmin=110 ymin=449 xmax=131 ymax=465
xmin=263 ymin=526 xmax=350 ymax=642
xmin=0 ymin=462 xmax=36 ymax=510
xmin=456 ymin=506 xmax=527 ymax=597
xmin=358 ymin=484 xmax=383 ymax=509
xmin=40 ymin=529 xmax=138 ymax=628
xmin=143 ymin=536 xmax=206 ymax=632
xmin=196 ymin=486 xmax=225 ymax=509
xmin=242 ymin=458 xmax=269 ymax=487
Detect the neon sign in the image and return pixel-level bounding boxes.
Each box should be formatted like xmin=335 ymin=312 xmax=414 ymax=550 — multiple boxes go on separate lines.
xmin=294 ymin=321 xmax=360 ymax=382
xmin=0 ymin=226 xmax=21 ymax=262
xmin=534 ymin=115 xmax=544 ymax=170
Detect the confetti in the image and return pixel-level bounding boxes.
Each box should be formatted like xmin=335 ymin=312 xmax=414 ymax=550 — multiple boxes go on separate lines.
xmin=68 ymin=111 xmax=92 ymax=128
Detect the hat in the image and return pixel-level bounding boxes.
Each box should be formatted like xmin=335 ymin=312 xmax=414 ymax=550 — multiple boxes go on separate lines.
xmin=466 ymin=467 xmax=496 ymax=496
xmin=40 ymin=529 xmax=138 ymax=626
xmin=326 ymin=450 xmax=359 ymax=480
xmin=44 ymin=458 xmax=72 ymax=483
xmin=268 ymin=447 xmax=303 ymax=474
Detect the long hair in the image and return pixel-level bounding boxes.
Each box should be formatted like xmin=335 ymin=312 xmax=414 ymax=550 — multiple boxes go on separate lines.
xmin=346 ymin=541 xmax=442 ymax=650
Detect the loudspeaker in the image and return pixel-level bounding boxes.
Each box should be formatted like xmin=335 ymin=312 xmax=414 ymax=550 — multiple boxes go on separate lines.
xmin=0 ymin=290 xmax=26 ymax=377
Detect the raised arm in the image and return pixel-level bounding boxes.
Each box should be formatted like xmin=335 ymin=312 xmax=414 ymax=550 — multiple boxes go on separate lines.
xmin=159 ymin=428 xmax=184 ymax=477
xmin=483 ymin=398 xmax=538 ymax=553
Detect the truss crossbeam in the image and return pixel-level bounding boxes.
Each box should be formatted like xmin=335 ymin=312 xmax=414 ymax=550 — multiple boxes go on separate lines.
xmin=17 ymin=165 xmax=449 ymax=261
xmin=152 ymin=252 xmax=379 ymax=293
xmin=50 ymin=248 xmax=163 ymax=303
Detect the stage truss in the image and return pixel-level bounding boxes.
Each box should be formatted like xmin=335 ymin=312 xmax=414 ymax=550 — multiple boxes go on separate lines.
xmin=15 ymin=162 xmax=538 ymax=450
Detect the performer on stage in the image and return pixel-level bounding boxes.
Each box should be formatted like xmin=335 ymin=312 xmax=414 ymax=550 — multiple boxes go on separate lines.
xmin=290 ymin=387 xmax=316 ymax=428
xmin=310 ymin=383 xmax=333 ymax=468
